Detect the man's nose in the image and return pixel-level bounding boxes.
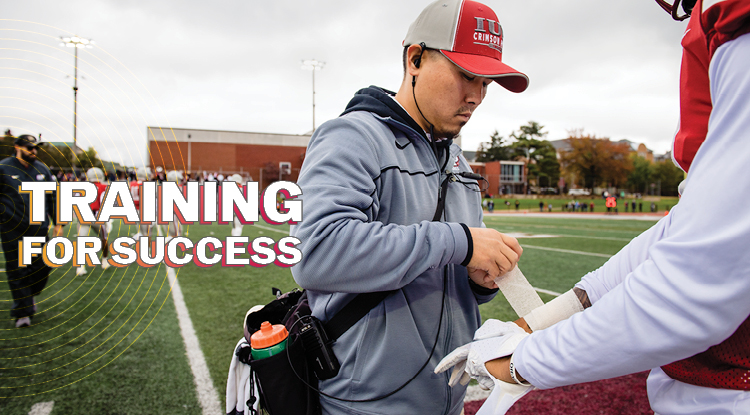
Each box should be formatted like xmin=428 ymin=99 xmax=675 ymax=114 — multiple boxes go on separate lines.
xmin=466 ymin=83 xmax=486 ymax=106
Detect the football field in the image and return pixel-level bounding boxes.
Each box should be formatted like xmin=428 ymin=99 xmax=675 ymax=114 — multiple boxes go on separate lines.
xmin=0 ymin=214 xmax=660 ymax=414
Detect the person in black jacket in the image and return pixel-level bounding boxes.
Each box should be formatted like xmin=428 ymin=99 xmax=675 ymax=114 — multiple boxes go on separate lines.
xmin=0 ymin=135 xmax=62 ymax=328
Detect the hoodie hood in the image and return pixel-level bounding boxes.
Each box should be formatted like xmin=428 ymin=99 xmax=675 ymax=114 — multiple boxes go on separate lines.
xmin=341 ymin=86 xmax=428 ymax=142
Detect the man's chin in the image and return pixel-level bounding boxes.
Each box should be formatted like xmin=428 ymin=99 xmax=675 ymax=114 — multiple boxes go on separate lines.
xmin=435 ymin=127 xmax=462 ymax=141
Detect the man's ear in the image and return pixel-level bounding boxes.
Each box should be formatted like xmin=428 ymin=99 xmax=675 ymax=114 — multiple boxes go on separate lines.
xmin=406 ymin=44 xmax=425 ymax=77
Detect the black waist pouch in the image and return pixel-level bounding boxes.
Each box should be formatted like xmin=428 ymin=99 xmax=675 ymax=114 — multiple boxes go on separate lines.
xmin=249 ymin=337 xmax=320 ymax=415
xmin=243 ymin=288 xmax=390 ymax=415
xmin=245 ymin=290 xmax=321 ymax=415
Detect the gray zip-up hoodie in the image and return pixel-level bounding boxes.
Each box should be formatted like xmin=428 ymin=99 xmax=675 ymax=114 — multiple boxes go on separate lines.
xmin=291 ymin=86 xmax=496 ymax=415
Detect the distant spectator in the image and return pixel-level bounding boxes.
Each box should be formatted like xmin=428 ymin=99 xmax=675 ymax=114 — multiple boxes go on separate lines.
xmin=515 ymin=199 xmax=520 ymax=210
xmin=590 ymin=202 xmax=594 ymax=212
xmin=488 ymin=200 xmax=494 ymax=213
xmin=539 ymin=201 xmax=544 ymax=212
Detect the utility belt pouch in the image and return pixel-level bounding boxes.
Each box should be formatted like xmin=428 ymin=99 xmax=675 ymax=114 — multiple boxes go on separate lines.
xmin=241 ymin=288 xmax=392 ymax=415
xmin=248 ymin=336 xmax=320 ymax=415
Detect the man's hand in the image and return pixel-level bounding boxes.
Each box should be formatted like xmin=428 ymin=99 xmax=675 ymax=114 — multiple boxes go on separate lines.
xmin=53 ymin=225 xmax=63 ymax=237
xmin=467 ymin=228 xmax=522 ymax=288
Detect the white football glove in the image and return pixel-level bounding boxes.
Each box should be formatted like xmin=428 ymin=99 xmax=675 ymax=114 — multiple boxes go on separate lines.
xmin=434 ymin=320 xmax=528 ymax=390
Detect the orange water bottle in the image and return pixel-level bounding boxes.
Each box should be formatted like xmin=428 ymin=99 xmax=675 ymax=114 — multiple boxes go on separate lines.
xmin=250 ymin=321 xmax=288 ymax=360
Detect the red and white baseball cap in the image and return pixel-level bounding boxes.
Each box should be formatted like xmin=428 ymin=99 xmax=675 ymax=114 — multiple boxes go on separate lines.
xmin=404 ymin=0 xmax=529 ymax=93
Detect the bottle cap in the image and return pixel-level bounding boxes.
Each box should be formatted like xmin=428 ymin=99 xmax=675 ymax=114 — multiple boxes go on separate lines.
xmin=251 ymin=321 xmax=288 ymax=349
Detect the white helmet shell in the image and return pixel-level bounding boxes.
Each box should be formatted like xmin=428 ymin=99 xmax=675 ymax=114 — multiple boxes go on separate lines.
xmin=86 ymin=167 xmax=106 ymax=183
xmin=228 ymin=174 xmax=244 ymax=184
xmin=166 ymin=170 xmax=183 ymax=182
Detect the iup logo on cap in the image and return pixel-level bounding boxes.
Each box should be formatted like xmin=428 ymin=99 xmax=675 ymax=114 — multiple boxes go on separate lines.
xmin=473 ymin=17 xmax=503 ymax=52
xmin=452 ymin=0 xmax=504 ymax=60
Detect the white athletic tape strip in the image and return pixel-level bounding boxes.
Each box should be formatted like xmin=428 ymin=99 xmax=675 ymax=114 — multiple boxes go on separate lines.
xmin=167 ymin=267 xmax=222 ymax=415
xmin=494 ymin=266 xmax=545 ymax=317
xmin=523 ymin=289 xmax=584 ymax=332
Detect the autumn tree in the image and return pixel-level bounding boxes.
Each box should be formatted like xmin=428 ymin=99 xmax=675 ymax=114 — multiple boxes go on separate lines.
xmin=627 ymin=155 xmax=654 ymax=194
xmin=476 ymin=121 xmax=560 ymax=189
xmin=507 ymin=121 xmax=560 ymax=189
xmin=654 ymin=159 xmax=685 ymax=196
xmin=560 ymin=132 xmax=633 ymax=191
xmin=475 ymin=129 xmax=512 ymax=162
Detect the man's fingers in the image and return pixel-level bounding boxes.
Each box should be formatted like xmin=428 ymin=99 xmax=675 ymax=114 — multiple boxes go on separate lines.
xmin=500 ymin=233 xmax=523 ymax=257
xmin=494 ymin=242 xmax=520 ymax=275
xmin=467 ymin=228 xmax=522 ymax=278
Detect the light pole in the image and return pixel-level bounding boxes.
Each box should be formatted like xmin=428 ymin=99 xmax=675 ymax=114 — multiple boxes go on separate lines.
xmin=301 ymin=59 xmax=325 ymax=132
xmin=59 ymin=35 xmax=93 ymax=156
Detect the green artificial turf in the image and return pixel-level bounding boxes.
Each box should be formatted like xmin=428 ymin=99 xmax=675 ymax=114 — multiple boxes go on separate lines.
xmin=0 ymin=222 xmax=200 ymax=414
xmin=0 ymin=214 xmax=660 ymax=413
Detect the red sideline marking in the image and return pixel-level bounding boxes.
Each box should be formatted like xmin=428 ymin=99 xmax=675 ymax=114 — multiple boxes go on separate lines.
xmin=464 ymin=372 xmax=654 ymax=415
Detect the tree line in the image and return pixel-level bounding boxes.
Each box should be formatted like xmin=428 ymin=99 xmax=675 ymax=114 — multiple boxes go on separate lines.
xmin=2 ymin=129 xmax=106 ymax=172
xmin=475 ymin=122 xmax=684 ymax=196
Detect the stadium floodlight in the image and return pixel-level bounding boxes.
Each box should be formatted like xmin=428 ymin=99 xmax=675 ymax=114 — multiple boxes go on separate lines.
xmin=301 ymin=59 xmax=325 ymax=132
xmin=59 ymin=35 xmax=94 ymax=151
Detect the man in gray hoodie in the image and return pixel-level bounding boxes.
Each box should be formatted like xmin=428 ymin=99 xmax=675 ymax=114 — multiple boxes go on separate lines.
xmin=290 ymin=1 xmax=529 ymax=413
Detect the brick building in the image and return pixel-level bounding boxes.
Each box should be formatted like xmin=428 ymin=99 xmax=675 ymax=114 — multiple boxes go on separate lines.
xmin=147 ymin=127 xmax=310 ymax=187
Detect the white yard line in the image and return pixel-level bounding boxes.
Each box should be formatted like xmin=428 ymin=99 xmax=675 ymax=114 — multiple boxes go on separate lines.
xmin=28 ymin=401 xmax=54 ymax=415
xmin=167 ymin=266 xmax=222 ymax=415
xmin=533 ymin=287 xmax=562 ymax=297
xmin=522 ymin=244 xmax=613 ymax=258
xmin=252 ymin=223 xmax=289 ymax=234
xmin=485 ymin=212 xmax=662 ymax=221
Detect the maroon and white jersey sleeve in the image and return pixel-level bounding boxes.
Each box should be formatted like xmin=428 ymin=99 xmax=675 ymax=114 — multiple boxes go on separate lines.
xmin=513 ymin=6 xmax=750 ymax=412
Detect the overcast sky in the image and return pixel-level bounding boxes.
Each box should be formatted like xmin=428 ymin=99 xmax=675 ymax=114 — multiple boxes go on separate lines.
xmin=1 ymin=0 xmax=688 ymax=167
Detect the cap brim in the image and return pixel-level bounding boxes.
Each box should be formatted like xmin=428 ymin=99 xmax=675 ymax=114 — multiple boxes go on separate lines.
xmin=15 ymin=142 xmax=40 ymax=148
xmin=441 ymin=51 xmax=529 ymax=93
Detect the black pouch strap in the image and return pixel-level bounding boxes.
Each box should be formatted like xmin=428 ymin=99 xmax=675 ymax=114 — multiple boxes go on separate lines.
xmin=323 ymin=290 xmax=393 ymax=341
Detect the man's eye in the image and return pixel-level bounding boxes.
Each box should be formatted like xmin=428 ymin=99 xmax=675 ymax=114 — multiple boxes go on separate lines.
xmin=462 ymin=74 xmax=475 ymax=82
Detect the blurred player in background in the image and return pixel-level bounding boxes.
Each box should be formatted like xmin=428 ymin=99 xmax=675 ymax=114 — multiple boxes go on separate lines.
xmin=75 ymin=167 xmax=111 ymax=276
xmin=165 ymin=170 xmax=184 ymax=243
xmin=228 ymin=174 xmax=245 ymax=237
xmin=131 ymin=167 xmax=155 ymax=240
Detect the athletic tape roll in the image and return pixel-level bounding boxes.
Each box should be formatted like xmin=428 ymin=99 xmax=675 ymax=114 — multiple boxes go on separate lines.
xmin=522 ymin=289 xmax=584 ymax=332
xmin=494 ymin=265 xmax=544 ymax=317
